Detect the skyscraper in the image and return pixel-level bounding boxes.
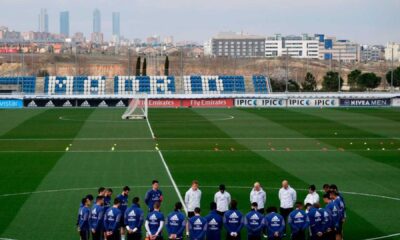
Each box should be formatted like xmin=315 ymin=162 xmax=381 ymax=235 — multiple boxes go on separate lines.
xmin=112 ymin=12 xmax=120 ymax=37
xmin=93 ymin=9 xmax=101 ymax=33
xmin=60 ymin=11 xmax=70 ymax=37
xmin=38 ymin=8 xmax=49 ymax=33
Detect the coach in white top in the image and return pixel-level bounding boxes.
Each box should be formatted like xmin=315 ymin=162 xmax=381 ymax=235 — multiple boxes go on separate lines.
xmin=185 ymin=180 xmax=202 ymax=217
xmin=214 ymin=184 xmax=231 ymax=215
xmin=250 ymin=182 xmax=266 ymax=214
xmin=278 ymin=180 xmax=296 ymax=233
xmin=304 ymin=184 xmax=319 ymax=205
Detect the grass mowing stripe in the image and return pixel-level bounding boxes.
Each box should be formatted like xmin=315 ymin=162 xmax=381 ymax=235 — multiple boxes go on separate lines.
xmin=245 ymin=108 xmax=400 ymax=170
xmin=150 ymin=108 xmax=384 ymax=239
xmin=0 ymin=109 xmax=94 ymax=236
xmin=334 ymin=108 xmax=400 ymax=123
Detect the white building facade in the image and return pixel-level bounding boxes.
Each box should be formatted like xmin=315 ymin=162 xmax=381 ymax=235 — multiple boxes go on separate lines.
xmin=265 ymin=34 xmax=319 ymax=59
xmin=385 ymin=42 xmax=400 ymax=62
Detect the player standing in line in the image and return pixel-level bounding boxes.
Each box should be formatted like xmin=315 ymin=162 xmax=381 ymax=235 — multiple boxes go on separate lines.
xmin=104 ymin=199 xmax=122 ymax=240
xmin=125 ymin=197 xmax=144 ymax=240
xmin=145 ymin=180 xmax=164 ymax=212
xmin=145 ymin=202 xmax=165 ymax=240
xmin=304 ymin=185 xmax=319 ymax=206
xmin=205 ymin=202 xmax=223 ymax=240
xmin=278 ymin=180 xmax=296 ymax=234
xmin=214 ymin=184 xmax=231 ymax=216
xmin=223 ymin=200 xmax=243 ymax=240
xmin=166 ymin=202 xmax=186 ymax=240
xmin=244 ymin=202 xmax=264 ymax=240
xmin=104 ymin=188 xmax=114 ymax=211
xmin=90 ymin=196 xmax=105 ymax=240
xmin=249 ymin=182 xmax=266 ymax=214
xmin=264 ymin=207 xmax=285 ymax=240
xmin=117 ymin=186 xmax=130 ymax=240
xmin=77 ymin=194 xmax=94 ymax=228
xmin=323 ymin=193 xmax=340 ymax=240
xmin=188 ymin=208 xmax=208 ymax=240
xmin=330 ymin=191 xmax=345 ymax=240
xmin=308 ymin=204 xmax=325 ymax=240
xmin=287 ymin=202 xmax=309 ymax=240
xmin=78 ymin=197 xmax=91 ymax=240
xmin=185 ymin=180 xmax=202 ymax=218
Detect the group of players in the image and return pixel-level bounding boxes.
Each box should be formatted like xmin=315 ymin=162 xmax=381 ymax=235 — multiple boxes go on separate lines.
xmin=77 ymin=180 xmax=346 ymax=240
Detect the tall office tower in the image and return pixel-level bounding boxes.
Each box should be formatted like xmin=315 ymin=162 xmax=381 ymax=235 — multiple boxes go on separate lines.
xmin=112 ymin=12 xmax=120 ymax=37
xmin=93 ymin=8 xmax=101 ymax=33
xmin=60 ymin=11 xmax=70 ymax=37
xmin=38 ymin=8 xmax=49 ymax=33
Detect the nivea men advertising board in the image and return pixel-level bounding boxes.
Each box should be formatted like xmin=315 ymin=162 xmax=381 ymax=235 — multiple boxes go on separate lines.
xmin=287 ymin=98 xmax=339 ymax=107
xmin=340 ymin=98 xmax=391 ymax=107
xmin=235 ymin=98 xmax=286 ymax=108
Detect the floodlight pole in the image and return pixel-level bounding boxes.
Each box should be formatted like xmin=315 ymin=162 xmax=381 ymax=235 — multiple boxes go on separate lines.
xmin=338 ymin=49 xmax=342 ymax=92
xmin=391 ymin=48 xmax=394 ymax=92
xmin=285 ymin=47 xmax=289 ymax=93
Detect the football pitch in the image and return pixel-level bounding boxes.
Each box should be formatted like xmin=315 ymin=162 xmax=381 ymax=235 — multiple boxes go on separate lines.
xmin=0 ymin=107 xmax=399 ymax=240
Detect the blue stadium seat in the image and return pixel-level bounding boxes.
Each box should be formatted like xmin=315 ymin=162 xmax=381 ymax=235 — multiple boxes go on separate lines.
xmin=252 ymin=75 xmax=271 ymax=93
xmin=184 ymin=75 xmax=246 ymax=94
xmin=0 ymin=76 xmax=36 ymax=93
xmin=45 ymin=76 xmax=106 ymax=95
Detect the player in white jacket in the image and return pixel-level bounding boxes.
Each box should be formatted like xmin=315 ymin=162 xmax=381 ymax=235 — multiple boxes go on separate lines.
xmin=249 ymin=182 xmax=266 ymax=214
xmin=185 ymin=180 xmax=202 ymax=218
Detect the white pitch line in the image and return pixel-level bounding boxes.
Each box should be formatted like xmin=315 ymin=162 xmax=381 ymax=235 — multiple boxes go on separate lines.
xmin=363 ymin=233 xmax=400 ymax=240
xmin=1 ymin=185 xmax=399 ymax=202
xmin=0 ymin=149 xmax=399 ymax=154
xmin=146 ymin=115 xmax=187 ymax=213
xmin=0 ymin=137 xmax=399 ymax=141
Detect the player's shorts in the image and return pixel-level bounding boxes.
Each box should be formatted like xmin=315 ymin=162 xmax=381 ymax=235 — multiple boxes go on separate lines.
xmin=120 ymin=216 xmax=126 ymax=227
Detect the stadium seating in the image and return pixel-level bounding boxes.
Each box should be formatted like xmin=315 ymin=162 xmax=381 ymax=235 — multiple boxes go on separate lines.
xmin=44 ymin=76 xmax=106 ymax=95
xmin=252 ymin=75 xmax=272 ymax=93
xmin=114 ymin=76 xmax=176 ymax=95
xmin=183 ymin=76 xmax=246 ymax=94
xmin=0 ymin=76 xmax=36 ymax=93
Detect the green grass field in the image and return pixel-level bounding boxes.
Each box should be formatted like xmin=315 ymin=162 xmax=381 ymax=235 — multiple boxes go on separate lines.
xmin=0 ymin=107 xmax=399 ymax=240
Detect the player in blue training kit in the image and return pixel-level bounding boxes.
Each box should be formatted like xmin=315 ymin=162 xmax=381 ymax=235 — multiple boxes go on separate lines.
xmin=323 ymin=193 xmax=340 ymax=240
xmin=205 ymin=202 xmax=223 ymax=240
xmin=145 ymin=180 xmax=164 ymax=212
xmin=264 ymin=207 xmax=285 ymax=240
xmin=330 ymin=191 xmax=345 ymax=240
xmin=145 ymin=202 xmax=165 ymax=240
xmin=244 ymin=202 xmax=264 ymax=240
xmin=188 ymin=208 xmax=208 ymax=240
xmin=77 ymin=194 xmax=94 ymax=228
xmin=90 ymin=196 xmax=105 ymax=240
xmin=166 ymin=202 xmax=186 ymax=240
xmin=117 ymin=186 xmax=130 ymax=240
xmin=104 ymin=188 xmax=113 ymax=211
xmin=125 ymin=197 xmax=144 ymax=240
xmin=223 ymin=200 xmax=243 ymax=240
xmin=104 ymin=198 xmax=122 ymax=240
xmin=308 ymin=204 xmax=325 ymax=240
xmin=78 ymin=197 xmax=91 ymax=240
xmin=288 ymin=202 xmax=309 ymax=240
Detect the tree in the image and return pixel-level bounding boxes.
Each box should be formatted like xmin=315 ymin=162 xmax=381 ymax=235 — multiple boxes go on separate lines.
xmin=301 ymin=72 xmax=317 ymax=91
xmin=357 ymin=72 xmax=381 ymax=90
xmin=164 ymin=56 xmax=169 ymax=76
xmin=142 ymin=57 xmax=147 ymax=76
xmin=347 ymin=69 xmax=362 ymax=89
xmin=288 ymin=80 xmax=300 ymax=92
xmin=135 ymin=56 xmax=141 ymax=76
xmin=322 ymin=71 xmax=344 ymax=92
xmin=270 ymin=79 xmax=286 ymax=92
xmin=386 ymin=66 xmax=400 ymax=88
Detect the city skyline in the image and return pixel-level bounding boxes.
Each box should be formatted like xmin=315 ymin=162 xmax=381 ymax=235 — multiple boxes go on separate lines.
xmin=0 ymin=0 xmax=399 ymax=44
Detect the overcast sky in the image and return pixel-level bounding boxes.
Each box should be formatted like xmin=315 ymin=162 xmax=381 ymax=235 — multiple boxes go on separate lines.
xmin=1 ymin=0 xmax=399 ymax=44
